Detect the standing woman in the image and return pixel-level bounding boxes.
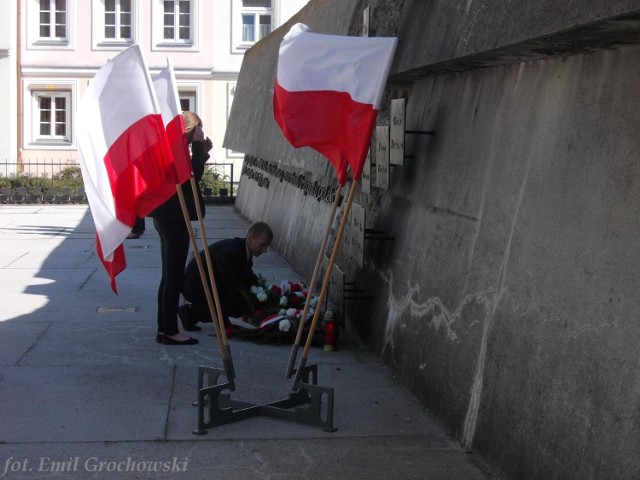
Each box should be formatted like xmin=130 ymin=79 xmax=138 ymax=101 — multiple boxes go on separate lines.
xmin=148 ymin=111 xmax=212 ymax=345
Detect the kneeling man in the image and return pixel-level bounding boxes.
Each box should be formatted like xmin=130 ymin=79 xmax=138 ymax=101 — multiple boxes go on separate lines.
xmin=180 ymin=221 xmax=273 ymax=333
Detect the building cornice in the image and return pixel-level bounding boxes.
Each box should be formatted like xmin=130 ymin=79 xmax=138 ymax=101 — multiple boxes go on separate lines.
xmin=20 ymin=66 xmax=239 ymax=80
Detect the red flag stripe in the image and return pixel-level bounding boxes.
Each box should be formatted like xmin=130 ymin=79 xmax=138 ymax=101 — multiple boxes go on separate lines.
xmin=102 ymin=113 xmax=177 ymax=223
xmin=273 ymin=24 xmax=396 ymax=184
xmin=273 ymin=81 xmax=378 ymax=184
xmin=166 ymin=114 xmax=193 ymax=183
xmin=78 ymin=45 xmax=180 ymax=293
xmin=96 ymin=236 xmax=126 ymax=294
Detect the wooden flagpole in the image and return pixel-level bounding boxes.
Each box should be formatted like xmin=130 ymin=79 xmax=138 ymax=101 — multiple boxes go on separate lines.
xmin=292 ymin=178 xmax=359 ymax=390
xmin=285 ymin=183 xmax=343 ymax=378
xmin=176 ymin=182 xmax=235 ymax=386
xmin=189 ymin=177 xmax=236 ymax=383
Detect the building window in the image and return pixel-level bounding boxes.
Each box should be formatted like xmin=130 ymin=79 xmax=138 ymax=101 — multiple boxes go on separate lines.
xmin=33 ymin=91 xmax=72 ymax=144
xmin=23 ymin=80 xmax=77 ymax=148
xmin=92 ymin=0 xmax=137 ymax=48
xmin=38 ymin=0 xmax=68 ymax=42
xmin=233 ymin=0 xmax=272 ymax=51
xmin=243 ymin=0 xmax=271 ymax=7
xmin=163 ymin=0 xmax=191 ymax=42
xmin=152 ymin=0 xmax=197 ymax=49
xmin=241 ymin=0 xmax=271 ymax=42
xmin=241 ymin=13 xmax=271 ymax=42
xmin=179 ymin=93 xmax=196 ymax=113
xmin=104 ymin=0 xmax=132 ymax=41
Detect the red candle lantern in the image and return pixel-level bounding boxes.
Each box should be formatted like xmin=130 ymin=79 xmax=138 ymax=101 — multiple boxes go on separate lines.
xmin=323 ymin=309 xmax=338 ymax=352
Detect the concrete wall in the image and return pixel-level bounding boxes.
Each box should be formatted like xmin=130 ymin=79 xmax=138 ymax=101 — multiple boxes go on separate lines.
xmin=224 ymin=1 xmax=640 ymax=479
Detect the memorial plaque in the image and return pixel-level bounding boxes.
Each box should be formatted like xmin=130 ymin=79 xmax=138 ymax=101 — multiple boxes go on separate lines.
xmin=390 ymin=98 xmax=406 ymax=166
xmin=342 ymin=204 xmax=353 ymax=259
xmin=328 ymin=257 xmax=345 ymax=313
xmin=351 ymin=203 xmax=365 ymax=268
xmin=361 ymin=149 xmax=371 ymax=195
xmin=363 ymin=6 xmax=370 ymax=37
xmin=375 ymin=125 xmax=389 ymax=189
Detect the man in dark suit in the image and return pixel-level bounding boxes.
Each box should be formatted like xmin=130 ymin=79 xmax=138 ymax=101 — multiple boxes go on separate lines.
xmin=179 ymin=221 xmax=273 ymax=333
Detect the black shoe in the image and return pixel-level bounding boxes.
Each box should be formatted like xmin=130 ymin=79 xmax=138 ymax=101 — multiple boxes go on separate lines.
xmin=162 ymin=335 xmax=199 ymax=345
xmin=178 ymin=304 xmax=201 ymax=331
xmin=156 ymin=333 xmax=163 ymax=343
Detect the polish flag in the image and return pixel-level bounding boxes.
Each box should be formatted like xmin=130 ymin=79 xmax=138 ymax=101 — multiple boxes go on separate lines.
xmin=273 ymin=23 xmax=397 ymax=185
xmin=153 ymin=61 xmax=192 ymax=184
xmin=77 ymin=44 xmax=176 ymax=293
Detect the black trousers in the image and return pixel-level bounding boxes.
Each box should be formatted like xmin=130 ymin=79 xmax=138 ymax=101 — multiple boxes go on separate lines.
xmin=153 ymin=217 xmax=190 ymax=336
xmin=182 ymin=278 xmax=230 ymax=328
xmin=131 ymin=216 xmax=145 ymax=234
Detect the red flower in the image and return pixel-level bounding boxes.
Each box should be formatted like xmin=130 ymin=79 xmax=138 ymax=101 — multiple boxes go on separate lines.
xmin=271 ymin=284 xmax=282 ymax=295
xmin=290 ymin=282 xmax=302 ymax=292
xmin=289 ymin=295 xmax=301 ymax=305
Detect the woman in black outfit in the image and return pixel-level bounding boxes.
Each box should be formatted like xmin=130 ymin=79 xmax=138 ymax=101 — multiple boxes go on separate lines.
xmin=148 ymin=111 xmax=212 ymax=345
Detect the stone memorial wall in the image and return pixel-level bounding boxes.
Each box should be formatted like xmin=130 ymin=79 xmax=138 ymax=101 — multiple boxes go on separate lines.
xmin=223 ymin=1 xmax=640 ymax=478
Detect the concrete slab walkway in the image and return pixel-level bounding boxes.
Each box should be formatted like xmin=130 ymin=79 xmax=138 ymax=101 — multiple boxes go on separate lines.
xmin=0 ymin=205 xmax=488 ymax=479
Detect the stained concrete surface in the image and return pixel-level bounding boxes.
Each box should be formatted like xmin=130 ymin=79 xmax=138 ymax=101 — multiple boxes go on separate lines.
xmin=0 ymin=205 xmax=486 ymax=479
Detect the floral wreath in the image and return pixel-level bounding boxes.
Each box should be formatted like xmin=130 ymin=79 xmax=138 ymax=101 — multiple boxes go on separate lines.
xmin=229 ymin=276 xmax=324 ymax=344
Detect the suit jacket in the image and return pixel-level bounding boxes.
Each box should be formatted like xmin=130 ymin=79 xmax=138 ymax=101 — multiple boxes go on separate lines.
xmin=148 ymin=141 xmax=208 ymax=221
xmin=183 ymin=237 xmax=258 ymax=318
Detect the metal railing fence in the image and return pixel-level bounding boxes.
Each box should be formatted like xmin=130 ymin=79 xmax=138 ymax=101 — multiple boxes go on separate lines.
xmin=0 ymin=160 xmax=234 ymax=204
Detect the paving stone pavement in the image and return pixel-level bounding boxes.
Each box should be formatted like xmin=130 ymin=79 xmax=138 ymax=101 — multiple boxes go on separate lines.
xmin=0 ymin=204 xmax=488 ymax=479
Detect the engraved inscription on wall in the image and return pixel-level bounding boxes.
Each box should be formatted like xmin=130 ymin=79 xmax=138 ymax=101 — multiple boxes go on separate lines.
xmin=375 ymin=125 xmax=389 ymax=189
xmin=361 ymin=150 xmax=371 ymax=195
xmin=390 ymin=98 xmax=405 ymax=166
xmin=351 ymin=203 xmax=365 ymax=268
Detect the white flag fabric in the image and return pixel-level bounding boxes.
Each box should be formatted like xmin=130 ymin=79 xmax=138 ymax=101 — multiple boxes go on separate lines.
xmin=273 ymin=23 xmax=397 ymax=185
xmin=153 ymin=62 xmax=192 ymax=184
xmin=77 ymin=44 xmax=175 ymax=292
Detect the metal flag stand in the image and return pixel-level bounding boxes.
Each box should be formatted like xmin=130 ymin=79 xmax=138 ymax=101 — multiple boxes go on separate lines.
xmin=191 ymin=182 xmax=346 ymax=435
xmin=192 ymin=362 xmax=335 ymax=434
xmin=191 ymin=179 xmax=362 ymax=435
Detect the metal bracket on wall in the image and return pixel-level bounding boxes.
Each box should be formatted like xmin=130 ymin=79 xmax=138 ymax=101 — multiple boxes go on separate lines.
xmin=400 ymin=130 xmax=436 ymax=160
xmin=406 ymin=130 xmax=436 ymax=135
xmin=364 ymin=228 xmax=395 ymax=242
xmin=344 ymin=281 xmax=375 ymax=302
xmin=192 ymin=363 xmax=336 ymax=434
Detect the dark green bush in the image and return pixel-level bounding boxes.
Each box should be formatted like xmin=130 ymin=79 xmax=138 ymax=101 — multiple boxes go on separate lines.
xmin=199 ymin=165 xmax=229 ymax=195
xmin=53 ymin=166 xmax=84 ymax=191
xmin=2 ymin=164 xmax=227 ymax=199
xmin=0 ymin=166 xmax=84 ymax=192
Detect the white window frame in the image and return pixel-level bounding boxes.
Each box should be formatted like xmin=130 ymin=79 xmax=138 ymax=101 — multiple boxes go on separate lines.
xmin=35 ymin=92 xmax=71 ymax=143
xmin=151 ymin=0 xmax=199 ymax=50
xmin=23 ymin=80 xmax=77 ymax=149
xmin=28 ymin=0 xmax=75 ymax=49
xmin=175 ymin=80 xmax=202 ymax=115
xmin=92 ymin=0 xmax=138 ymax=49
xmin=231 ymin=0 xmax=273 ymax=53
xmin=241 ymin=11 xmax=271 ymax=42
xmin=226 ymin=82 xmax=243 ymax=158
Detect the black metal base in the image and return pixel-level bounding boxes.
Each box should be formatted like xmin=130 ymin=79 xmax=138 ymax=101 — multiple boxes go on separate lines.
xmin=192 ymin=364 xmax=336 ymax=435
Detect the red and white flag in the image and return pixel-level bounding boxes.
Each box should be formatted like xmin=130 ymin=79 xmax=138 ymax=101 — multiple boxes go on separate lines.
xmin=77 ymin=44 xmax=176 ymax=292
xmin=153 ymin=61 xmax=192 ymax=184
xmin=273 ymin=23 xmax=397 ymax=185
